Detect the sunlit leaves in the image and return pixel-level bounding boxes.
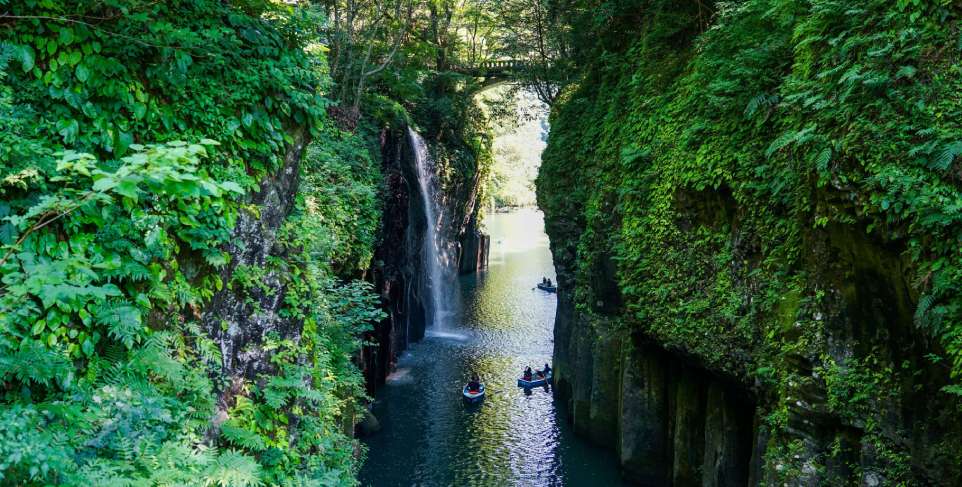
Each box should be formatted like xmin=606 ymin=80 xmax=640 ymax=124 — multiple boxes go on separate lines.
xmin=0 ymin=2 xmax=378 ymax=485
xmin=1 ymin=141 xmax=240 ymax=365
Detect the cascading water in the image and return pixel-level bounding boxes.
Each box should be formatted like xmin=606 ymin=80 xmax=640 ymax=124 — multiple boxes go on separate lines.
xmin=408 ymin=127 xmax=457 ymax=333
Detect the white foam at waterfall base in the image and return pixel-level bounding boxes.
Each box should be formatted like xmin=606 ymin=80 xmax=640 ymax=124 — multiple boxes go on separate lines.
xmin=408 ymin=127 xmax=460 ymax=333
xmin=424 ymin=329 xmax=470 ymax=341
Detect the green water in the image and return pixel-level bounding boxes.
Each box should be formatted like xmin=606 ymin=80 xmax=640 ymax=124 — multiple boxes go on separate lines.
xmin=360 ymin=209 xmax=626 ymax=486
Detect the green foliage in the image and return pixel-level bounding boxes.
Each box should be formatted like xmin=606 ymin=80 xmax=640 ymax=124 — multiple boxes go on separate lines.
xmin=295 ymin=123 xmax=382 ymax=276
xmin=1 ymin=142 xmax=237 ymax=375
xmin=0 ymin=1 xmax=386 ymax=485
xmin=539 ymin=0 xmax=962 ymax=481
xmin=227 ymin=134 xmax=386 ymax=482
xmin=0 ymin=144 xmax=261 ymax=485
xmin=2 ymin=0 xmax=328 ymax=178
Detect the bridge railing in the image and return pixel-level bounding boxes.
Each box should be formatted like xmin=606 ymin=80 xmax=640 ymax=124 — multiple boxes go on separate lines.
xmin=451 ymin=59 xmax=529 ymax=75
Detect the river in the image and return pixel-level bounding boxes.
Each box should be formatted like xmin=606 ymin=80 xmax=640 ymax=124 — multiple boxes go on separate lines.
xmin=360 ymin=208 xmax=626 ymax=486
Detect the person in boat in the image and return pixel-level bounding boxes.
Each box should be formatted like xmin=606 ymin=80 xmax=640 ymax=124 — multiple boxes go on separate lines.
xmin=542 ymin=277 xmax=547 ymax=285
xmin=546 ymin=278 xmax=553 ymax=287
xmin=467 ymin=373 xmax=481 ymax=392
xmin=523 ymin=366 xmax=533 ymax=381
xmin=543 ymin=363 xmax=552 ymax=375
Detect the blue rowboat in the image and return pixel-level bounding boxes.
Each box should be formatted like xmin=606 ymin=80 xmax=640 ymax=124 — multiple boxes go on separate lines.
xmin=463 ymin=384 xmax=485 ymax=404
xmin=517 ymin=372 xmax=552 ymax=388
xmin=536 ymin=283 xmax=557 ymax=293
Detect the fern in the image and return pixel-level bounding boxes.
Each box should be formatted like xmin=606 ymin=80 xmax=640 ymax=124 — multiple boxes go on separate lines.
xmin=745 ymin=93 xmax=778 ymax=120
xmin=0 ymin=340 xmax=71 ymax=387
xmin=95 ymin=301 xmax=144 ymax=349
xmin=117 ymin=260 xmax=152 ymax=282
xmin=914 ymin=294 xmax=935 ymax=328
xmin=220 ymin=421 xmax=267 ymax=451
xmin=765 ymin=124 xmax=817 ymax=158
xmin=895 ymin=65 xmax=917 ymax=80
xmin=941 ymin=384 xmax=962 ymax=397
xmin=812 ymin=147 xmax=832 ymax=172
xmin=930 ymin=141 xmax=962 ymax=172
xmin=907 ymin=139 xmax=937 ymax=158
xmin=204 ymin=450 xmax=262 ymax=487
xmin=132 ymin=333 xmax=185 ymax=387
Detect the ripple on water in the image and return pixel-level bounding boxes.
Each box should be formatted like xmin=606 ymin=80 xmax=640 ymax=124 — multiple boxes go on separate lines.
xmin=360 ymin=209 xmax=625 ymax=487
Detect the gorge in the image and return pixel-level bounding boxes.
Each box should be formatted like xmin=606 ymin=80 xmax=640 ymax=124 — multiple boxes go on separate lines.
xmin=3 ymin=1 xmax=962 ymax=486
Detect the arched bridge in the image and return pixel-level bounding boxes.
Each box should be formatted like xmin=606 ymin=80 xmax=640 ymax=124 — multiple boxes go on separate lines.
xmin=451 ymin=59 xmax=530 ymax=78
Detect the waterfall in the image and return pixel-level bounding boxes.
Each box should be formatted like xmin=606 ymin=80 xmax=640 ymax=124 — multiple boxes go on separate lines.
xmin=408 ymin=127 xmax=457 ymax=332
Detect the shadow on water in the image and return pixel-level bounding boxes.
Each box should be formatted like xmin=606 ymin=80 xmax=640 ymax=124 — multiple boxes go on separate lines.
xmin=360 ymin=209 xmax=626 ymax=487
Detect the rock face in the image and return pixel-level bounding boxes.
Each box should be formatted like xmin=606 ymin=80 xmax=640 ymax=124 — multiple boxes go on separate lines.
xmin=458 ymin=213 xmax=490 ymax=275
xmin=361 ymin=126 xmax=489 ymax=395
xmin=202 ymin=127 xmax=309 ymax=417
xmin=538 ymin=1 xmax=962 ymax=484
xmin=544 ymin=181 xmax=962 ymax=486
xmin=198 ymin=121 xmax=488 ymax=415
xmin=554 ymin=314 xmax=755 ymax=486
xmin=545 ymin=192 xmax=962 ymax=485
xmin=363 ymin=127 xmax=428 ymax=394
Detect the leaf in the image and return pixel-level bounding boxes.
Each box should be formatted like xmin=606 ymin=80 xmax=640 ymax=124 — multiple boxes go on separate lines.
xmin=915 ymin=294 xmax=935 ymax=328
xmin=58 ymin=27 xmax=74 ymax=45
xmin=941 ymin=384 xmax=962 ymax=397
xmin=174 ymin=50 xmax=193 ymax=74
xmin=92 ymin=176 xmax=118 ymax=192
xmin=220 ymin=181 xmax=245 ymax=194
xmin=132 ymin=102 xmax=147 ymax=120
xmin=115 ymin=130 xmax=135 ymax=156
xmin=766 ymin=125 xmax=816 ymax=158
xmin=204 ymin=450 xmax=262 ymax=487
xmin=81 ymin=337 xmax=95 ymax=357
xmin=813 ymin=148 xmax=832 ymax=171
xmin=113 ymin=177 xmax=142 ymax=200
xmin=0 ymin=341 xmax=71 ymax=386
xmin=930 ymin=141 xmax=962 ymax=171
xmin=17 ymin=44 xmax=35 ymax=72
xmin=96 ymin=303 xmax=143 ymax=348
xmin=76 ymin=63 xmax=90 ymax=82
xmin=57 ymin=119 xmax=80 ymax=144
xmin=220 ymin=421 xmax=267 ymax=451
xmin=31 ymin=320 xmax=46 ymax=336
xmin=619 ymin=144 xmax=649 ymax=168
xmin=895 ymin=65 xmax=917 ymax=80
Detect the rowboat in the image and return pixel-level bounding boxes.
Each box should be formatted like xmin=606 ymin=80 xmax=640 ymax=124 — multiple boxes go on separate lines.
xmin=517 ymin=371 xmax=552 ymax=388
xmin=463 ymin=384 xmax=485 ymax=403
xmin=537 ymin=283 xmax=557 ymax=293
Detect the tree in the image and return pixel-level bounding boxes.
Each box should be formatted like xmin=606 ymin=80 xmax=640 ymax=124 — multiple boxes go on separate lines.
xmin=324 ymin=0 xmax=417 ymax=121
xmin=491 ymin=0 xmax=573 ymax=104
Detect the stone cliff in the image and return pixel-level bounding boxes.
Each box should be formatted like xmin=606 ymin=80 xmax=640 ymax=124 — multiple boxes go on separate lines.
xmin=362 ymin=125 xmax=489 ymax=395
xmin=539 ymin=0 xmax=962 ymax=484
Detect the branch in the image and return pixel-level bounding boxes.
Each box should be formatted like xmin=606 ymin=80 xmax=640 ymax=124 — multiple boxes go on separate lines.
xmin=0 ymin=192 xmax=95 ymax=269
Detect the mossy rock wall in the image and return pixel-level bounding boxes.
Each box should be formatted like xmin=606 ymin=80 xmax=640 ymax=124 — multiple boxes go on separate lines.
xmin=539 ymin=0 xmax=962 ymax=484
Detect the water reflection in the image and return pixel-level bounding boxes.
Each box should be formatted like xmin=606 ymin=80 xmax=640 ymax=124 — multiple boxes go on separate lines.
xmin=360 ymin=209 xmax=625 ymax=487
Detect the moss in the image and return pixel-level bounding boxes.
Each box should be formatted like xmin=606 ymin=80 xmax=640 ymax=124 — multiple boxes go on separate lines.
xmin=540 ymin=0 xmax=962 ymax=481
